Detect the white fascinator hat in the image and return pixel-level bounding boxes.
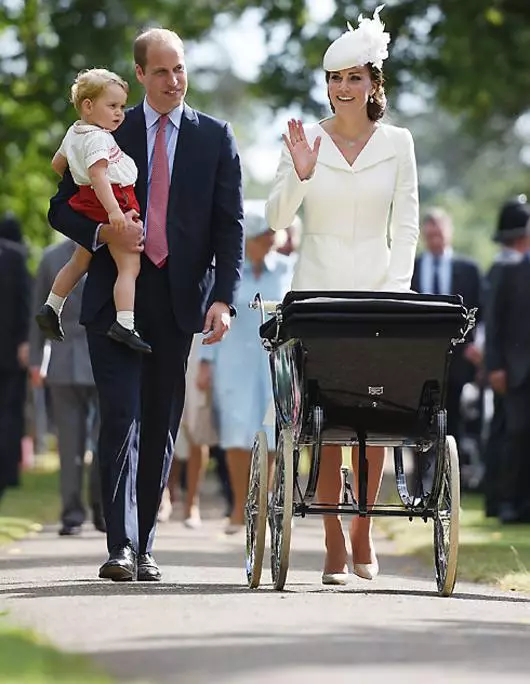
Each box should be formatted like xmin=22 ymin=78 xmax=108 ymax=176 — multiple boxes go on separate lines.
xmin=323 ymin=4 xmax=391 ymax=72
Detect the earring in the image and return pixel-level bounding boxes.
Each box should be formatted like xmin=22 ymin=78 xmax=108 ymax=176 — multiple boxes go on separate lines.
xmin=369 ymin=95 xmax=374 ymax=103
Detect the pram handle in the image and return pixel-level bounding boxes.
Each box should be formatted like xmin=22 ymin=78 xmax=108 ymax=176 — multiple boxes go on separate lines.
xmin=249 ymin=293 xmax=280 ymax=325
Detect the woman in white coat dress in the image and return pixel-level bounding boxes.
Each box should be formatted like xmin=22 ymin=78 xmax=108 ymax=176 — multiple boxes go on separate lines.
xmin=266 ymin=6 xmax=419 ymax=584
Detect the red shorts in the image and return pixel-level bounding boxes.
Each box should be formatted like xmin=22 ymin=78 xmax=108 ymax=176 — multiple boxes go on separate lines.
xmin=68 ymin=184 xmax=140 ymax=223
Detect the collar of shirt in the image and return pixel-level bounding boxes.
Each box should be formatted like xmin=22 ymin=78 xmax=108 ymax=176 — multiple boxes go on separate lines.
xmin=421 ymin=248 xmax=453 ymax=294
xmin=495 ymin=247 xmax=523 ymax=264
xmin=143 ymin=98 xmax=184 ymax=132
xmin=427 ymin=247 xmax=453 ymax=264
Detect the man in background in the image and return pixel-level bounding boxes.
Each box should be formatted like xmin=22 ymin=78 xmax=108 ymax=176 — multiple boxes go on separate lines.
xmin=481 ymin=196 xmax=530 ymax=518
xmin=485 ymin=196 xmax=530 ymax=524
xmin=0 ymin=213 xmax=31 ymax=500
xmin=412 ymin=208 xmax=483 ymax=464
xmin=30 ymin=238 xmax=104 ymax=535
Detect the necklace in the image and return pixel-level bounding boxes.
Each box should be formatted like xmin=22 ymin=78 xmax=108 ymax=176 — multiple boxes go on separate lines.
xmin=333 ymin=125 xmax=375 ymax=148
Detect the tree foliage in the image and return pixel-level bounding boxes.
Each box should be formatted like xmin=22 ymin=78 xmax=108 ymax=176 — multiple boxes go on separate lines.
xmin=253 ymin=0 xmax=530 ymax=133
xmin=1 ymin=1 xmax=530 ymax=258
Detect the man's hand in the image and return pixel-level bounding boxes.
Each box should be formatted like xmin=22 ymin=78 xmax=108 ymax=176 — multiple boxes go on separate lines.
xmin=99 ymin=209 xmax=144 ymax=253
xmin=17 ymin=342 xmax=29 ymax=369
xmin=202 ymin=302 xmax=231 ymax=345
xmin=30 ymin=366 xmax=44 ymax=388
xmin=489 ymin=369 xmax=507 ymax=395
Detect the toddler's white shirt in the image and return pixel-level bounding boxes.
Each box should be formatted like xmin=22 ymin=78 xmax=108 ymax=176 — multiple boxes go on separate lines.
xmin=58 ymin=121 xmax=138 ymax=187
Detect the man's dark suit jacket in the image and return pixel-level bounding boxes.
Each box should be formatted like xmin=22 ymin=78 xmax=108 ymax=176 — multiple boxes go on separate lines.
xmin=0 ymin=239 xmax=31 ymax=371
xmin=48 ymin=103 xmax=244 ymax=332
xmin=412 ymin=253 xmax=482 ymax=386
xmin=486 ymin=257 xmax=530 ymax=390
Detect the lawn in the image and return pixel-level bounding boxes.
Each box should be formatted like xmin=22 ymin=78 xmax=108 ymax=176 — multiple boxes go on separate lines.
xmin=0 ymin=462 xmax=60 ymax=544
xmin=0 ymin=616 xmax=111 ymax=684
xmin=378 ymin=493 xmax=530 ymax=593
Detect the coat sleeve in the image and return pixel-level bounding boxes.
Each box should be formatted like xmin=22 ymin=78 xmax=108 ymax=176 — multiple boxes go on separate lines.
xmin=48 ymin=169 xmax=100 ymax=253
xmin=467 ymin=262 xmax=484 ymax=337
xmin=210 ymin=123 xmax=244 ymax=309
xmin=383 ymin=128 xmax=420 ymax=292
xmin=29 ymin=252 xmax=52 ymax=368
xmin=265 ymin=142 xmax=314 ymax=232
xmin=12 ymin=249 xmax=31 ymax=348
xmin=485 ymin=264 xmax=509 ymax=372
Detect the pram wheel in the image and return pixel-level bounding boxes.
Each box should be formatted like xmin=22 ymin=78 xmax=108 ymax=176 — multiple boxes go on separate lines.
xmin=434 ymin=435 xmax=460 ymax=596
xmin=269 ymin=428 xmax=294 ymax=591
xmin=245 ymin=431 xmax=268 ymax=588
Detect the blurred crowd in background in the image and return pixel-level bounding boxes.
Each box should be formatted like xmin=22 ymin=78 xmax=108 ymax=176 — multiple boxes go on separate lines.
xmin=1 ymin=191 xmax=530 ymax=536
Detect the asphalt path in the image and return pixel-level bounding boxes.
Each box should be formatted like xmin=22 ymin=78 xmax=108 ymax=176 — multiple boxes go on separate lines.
xmin=1 ymin=485 xmax=529 ymax=684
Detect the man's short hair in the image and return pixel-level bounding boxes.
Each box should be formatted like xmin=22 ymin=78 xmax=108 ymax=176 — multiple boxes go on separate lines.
xmin=134 ymin=28 xmax=184 ymax=71
xmin=421 ymin=207 xmax=452 ymax=229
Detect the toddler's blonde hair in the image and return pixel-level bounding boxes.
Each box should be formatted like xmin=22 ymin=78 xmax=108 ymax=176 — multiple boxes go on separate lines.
xmin=70 ymin=68 xmax=129 ymax=114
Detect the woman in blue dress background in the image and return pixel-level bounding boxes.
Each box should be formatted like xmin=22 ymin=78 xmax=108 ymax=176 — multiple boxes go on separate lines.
xmin=197 ymin=202 xmax=293 ymax=534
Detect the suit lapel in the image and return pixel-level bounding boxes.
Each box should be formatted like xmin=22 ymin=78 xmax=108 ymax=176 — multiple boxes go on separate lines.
xmin=450 ymin=259 xmax=462 ymax=296
xmin=170 ymin=104 xmax=199 ymax=204
xmin=119 ymin=104 xmax=148 ymax=215
xmin=352 ymin=125 xmax=397 ymax=173
xmin=317 ymin=124 xmax=354 ymax=172
xmin=317 ymin=123 xmax=397 ymax=173
xmin=118 ymin=103 xmax=199 ymax=221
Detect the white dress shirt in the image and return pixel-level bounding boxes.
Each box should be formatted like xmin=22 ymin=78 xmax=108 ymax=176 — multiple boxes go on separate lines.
xmin=59 ymin=121 xmax=138 ymax=187
xmin=419 ymin=248 xmax=453 ymax=295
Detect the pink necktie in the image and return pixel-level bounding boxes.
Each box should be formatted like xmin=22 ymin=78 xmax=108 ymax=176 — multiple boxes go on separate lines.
xmin=145 ymin=114 xmax=170 ymax=267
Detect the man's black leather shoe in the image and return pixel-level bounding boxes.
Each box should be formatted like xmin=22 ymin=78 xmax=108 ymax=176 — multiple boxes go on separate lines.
xmin=106 ymin=322 xmax=152 ymax=354
xmin=58 ymin=524 xmax=82 ymax=536
xmin=137 ymin=553 xmax=162 ymax=581
xmin=36 ymin=304 xmax=64 ymax=341
xmin=98 ymin=544 xmax=137 ymax=581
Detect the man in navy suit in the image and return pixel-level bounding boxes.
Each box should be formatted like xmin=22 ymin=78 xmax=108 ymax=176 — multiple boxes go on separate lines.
xmin=48 ymin=28 xmax=244 ymax=581
xmin=412 ymin=208 xmax=483 ymax=474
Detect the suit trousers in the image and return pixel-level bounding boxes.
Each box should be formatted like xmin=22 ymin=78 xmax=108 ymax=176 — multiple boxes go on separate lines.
xmin=482 ymin=391 xmax=505 ymax=515
xmin=500 ymin=382 xmax=530 ymax=509
xmin=0 ymin=368 xmax=26 ymax=492
xmin=49 ymin=384 xmax=101 ymax=527
xmin=86 ymin=258 xmax=192 ymax=553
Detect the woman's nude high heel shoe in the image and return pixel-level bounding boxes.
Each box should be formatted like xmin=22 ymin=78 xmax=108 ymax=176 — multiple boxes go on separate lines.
xmin=321 ymin=562 xmax=349 ymax=585
xmin=321 ymin=571 xmax=349 ymax=585
xmin=353 ymin=556 xmax=379 ymax=580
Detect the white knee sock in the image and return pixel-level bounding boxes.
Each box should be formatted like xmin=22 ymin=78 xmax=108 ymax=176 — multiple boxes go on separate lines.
xmin=116 ymin=311 xmax=134 ymax=330
xmin=45 ymin=292 xmax=65 ymax=315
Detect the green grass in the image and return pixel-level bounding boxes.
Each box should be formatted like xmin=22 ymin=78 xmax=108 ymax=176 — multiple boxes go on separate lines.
xmin=0 ymin=462 xmax=60 ymax=544
xmin=378 ymin=493 xmax=530 ymax=593
xmin=0 ymin=615 xmax=112 ymax=683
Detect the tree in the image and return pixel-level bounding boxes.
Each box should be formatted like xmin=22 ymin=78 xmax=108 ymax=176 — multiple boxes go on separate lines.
xmin=0 ymin=0 xmax=259 ymax=254
xmin=252 ymin=0 xmax=530 ymax=136
xmin=2 ymin=1 xmax=530 ymax=258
